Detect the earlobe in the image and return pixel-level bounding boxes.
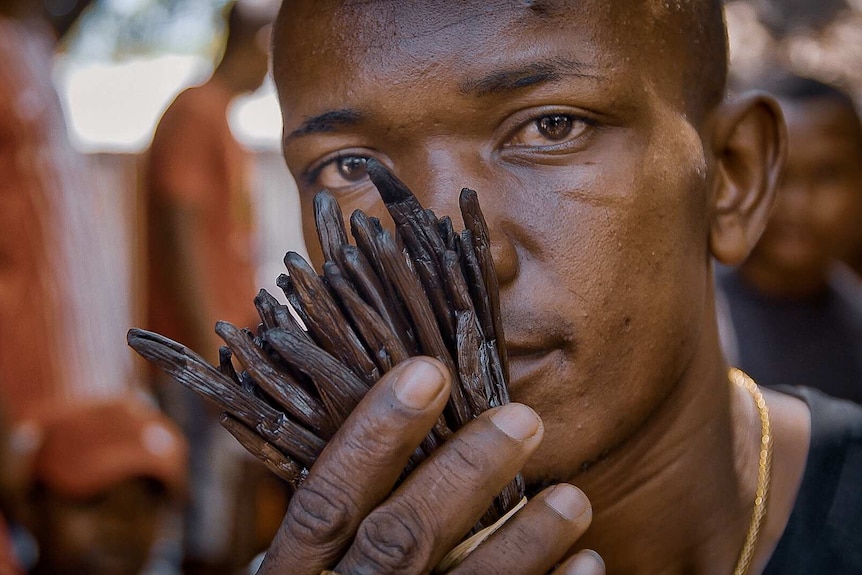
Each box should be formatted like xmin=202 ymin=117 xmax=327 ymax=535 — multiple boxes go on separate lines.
xmin=708 ymin=92 xmax=787 ymax=266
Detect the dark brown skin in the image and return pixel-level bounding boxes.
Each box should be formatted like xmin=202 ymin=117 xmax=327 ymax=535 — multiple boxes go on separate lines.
xmin=740 ymin=97 xmax=862 ymax=298
xmin=260 ymin=1 xmax=810 ymax=573
xmin=27 ymin=479 xmax=167 ymax=575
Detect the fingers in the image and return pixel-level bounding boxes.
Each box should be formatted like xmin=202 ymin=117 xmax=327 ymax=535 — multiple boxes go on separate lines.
xmin=335 ymin=403 xmax=544 ymax=574
xmin=552 ymin=550 xmax=606 ymax=575
xmin=448 ymin=484 xmax=593 ymax=575
xmin=258 ymin=357 xmax=451 ymax=575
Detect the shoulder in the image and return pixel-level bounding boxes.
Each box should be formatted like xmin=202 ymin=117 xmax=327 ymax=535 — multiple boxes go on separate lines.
xmin=765 ymin=387 xmax=862 ymax=574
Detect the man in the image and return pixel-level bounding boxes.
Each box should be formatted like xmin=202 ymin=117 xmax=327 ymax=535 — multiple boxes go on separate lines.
xmin=255 ymin=1 xmax=859 ymax=573
xmin=716 ymin=76 xmax=862 ymax=403
xmin=12 ymin=399 xmax=187 ymax=575
xmin=146 ymin=0 xmax=270 ymax=362
xmin=145 ymin=3 xmax=274 ymax=572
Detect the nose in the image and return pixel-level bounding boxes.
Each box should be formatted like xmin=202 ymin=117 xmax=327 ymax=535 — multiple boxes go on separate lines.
xmin=386 ymin=148 xmax=520 ymax=287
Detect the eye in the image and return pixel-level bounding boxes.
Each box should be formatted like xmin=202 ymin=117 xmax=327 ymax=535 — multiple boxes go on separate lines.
xmin=308 ymin=153 xmax=371 ymax=190
xmin=504 ymin=113 xmax=592 ymax=149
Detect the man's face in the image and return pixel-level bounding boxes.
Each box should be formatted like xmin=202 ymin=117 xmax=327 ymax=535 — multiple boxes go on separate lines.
xmin=275 ymin=0 xmax=715 ymax=483
xmin=32 ymin=479 xmax=165 ymax=575
xmin=749 ymin=99 xmax=862 ymax=275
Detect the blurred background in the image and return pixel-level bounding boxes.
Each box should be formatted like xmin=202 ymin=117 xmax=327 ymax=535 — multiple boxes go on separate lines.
xmin=0 ymin=0 xmax=861 ymax=574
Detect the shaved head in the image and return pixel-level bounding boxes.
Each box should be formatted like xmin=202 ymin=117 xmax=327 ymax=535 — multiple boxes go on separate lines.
xmin=273 ymin=0 xmax=728 ymax=124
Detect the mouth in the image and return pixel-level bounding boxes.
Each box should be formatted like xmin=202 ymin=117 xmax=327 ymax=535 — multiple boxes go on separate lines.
xmin=506 ymin=345 xmax=564 ymax=392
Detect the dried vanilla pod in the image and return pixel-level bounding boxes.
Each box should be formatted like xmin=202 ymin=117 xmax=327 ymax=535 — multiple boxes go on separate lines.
xmin=265 ymin=328 xmax=367 ymax=427
xmin=126 ymin=329 xmax=325 ymax=470
xmin=217 ymin=346 xmax=241 ymax=385
xmin=127 ymin=158 xmax=525 ymax=533
xmin=214 ymin=320 xmax=334 ymax=438
xmin=459 ymin=188 xmax=509 ymax=383
xmin=347 ymin=213 xmax=418 ymax=353
xmin=282 ymin=253 xmax=380 ymax=385
xmin=322 ymin=261 xmax=409 ymax=372
xmin=220 ymin=413 xmax=305 ymax=488
xmin=314 ymin=190 xmax=350 ymax=264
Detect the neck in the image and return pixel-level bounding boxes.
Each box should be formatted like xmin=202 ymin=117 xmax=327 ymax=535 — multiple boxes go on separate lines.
xmin=572 ymin=305 xmax=761 ymax=573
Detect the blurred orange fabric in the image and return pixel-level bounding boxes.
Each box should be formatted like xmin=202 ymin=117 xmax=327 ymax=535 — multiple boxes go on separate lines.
xmin=0 ymin=18 xmax=131 ymax=422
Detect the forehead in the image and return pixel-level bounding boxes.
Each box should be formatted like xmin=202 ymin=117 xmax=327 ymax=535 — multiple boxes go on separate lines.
xmin=274 ymin=0 xmax=687 ymax=122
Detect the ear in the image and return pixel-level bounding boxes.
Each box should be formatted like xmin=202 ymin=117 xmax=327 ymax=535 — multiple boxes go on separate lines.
xmin=708 ymin=92 xmax=786 ymax=265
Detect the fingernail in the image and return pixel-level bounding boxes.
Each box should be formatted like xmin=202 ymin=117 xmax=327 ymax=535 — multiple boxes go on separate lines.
xmin=544 ymin=484 xmax=589 ymax=522
xmin=490 ymin=403 xmax=540 ymax=440
xmin=394 ymin=358 xmax=446 ymax=409
xmin=564 ymin=549 xmax=605 ymax=575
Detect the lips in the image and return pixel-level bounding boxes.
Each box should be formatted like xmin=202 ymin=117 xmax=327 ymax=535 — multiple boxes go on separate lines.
xmin=505 ymin=340 xmax=566 ymax=392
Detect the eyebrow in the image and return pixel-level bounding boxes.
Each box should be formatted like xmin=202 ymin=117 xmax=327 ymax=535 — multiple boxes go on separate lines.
xmin=459 ymin=59 xmax=601 ymax=97
xmin=285 ymin=108 xmax=364 ymax=141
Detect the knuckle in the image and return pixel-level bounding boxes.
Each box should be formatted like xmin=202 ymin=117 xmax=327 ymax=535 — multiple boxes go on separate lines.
xmin=435 ymin=438 xmax=488 ymax=482
xmin=350 ymin=506 xmax=434 ymax=572
xmin=284 ymin=478 xmax=357 ymax=547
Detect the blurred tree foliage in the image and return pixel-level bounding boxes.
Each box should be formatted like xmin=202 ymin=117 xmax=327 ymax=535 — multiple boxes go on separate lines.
xmin=64 ymin=0 xmax=231 ymax=60
xmin=727 ymin=0 xmax=862 ymax=98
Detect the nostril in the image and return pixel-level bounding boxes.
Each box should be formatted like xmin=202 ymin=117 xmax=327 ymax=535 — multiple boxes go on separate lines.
xmin=490 ymin=230 xmax=519 ymax=285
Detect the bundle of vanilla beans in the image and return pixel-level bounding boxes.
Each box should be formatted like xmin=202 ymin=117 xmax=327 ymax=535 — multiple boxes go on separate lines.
xmin=128 ymin=158 xmax=523 ymax=529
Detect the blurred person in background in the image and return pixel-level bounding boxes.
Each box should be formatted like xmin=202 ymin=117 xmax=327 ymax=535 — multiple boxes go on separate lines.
xmin=144 ymin=2 xmax=279 ymax=573
xmin=0 ymin=406 xmax=24 ymax=575
xmin=717 ymin=74 xmax=862 ymax=403
xmin=0 ymin=0 xmax=135 ymax=418
xmin=7 ymin=398 xmax=187 ymax=575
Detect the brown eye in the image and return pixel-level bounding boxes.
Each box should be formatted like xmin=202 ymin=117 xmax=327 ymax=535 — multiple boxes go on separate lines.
xmin=314 ymin=154 xmax=371 ymax=190
xmin=504 ymin=112 xmax=590 ymax=150
xmin=337 ymin=156 xmax=368 ymax=181
xmin=536 ymin=115 xmax=574 ymax=141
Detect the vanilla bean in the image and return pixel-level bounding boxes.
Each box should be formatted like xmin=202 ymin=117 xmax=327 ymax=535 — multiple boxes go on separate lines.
xmin=398 ymin=223 xmax=457 ymax=346
xmin=323 ymin=261 xmax=410 ymax=372
xmin=459 ymin=188 xmax=509 ymax=382
xmin=265 ymin=328 xmax=368 ymax=427
xmin=282 ymin=252 xmax=380 ymax=385
xmin=215 ymin=321 xmax=335 ymax=438
xmin=373 ymin=227 xmax=471 ymax=429
xmin=442 ymin=249 xmax=474 ymax=313
xmin=220 ymin=413 xmax=306 ymax=489
xmin=455 ymin=310 xmax=492 ymax=416
xmin=348 ymin=211 xmax=418 ymax=353
xmin=456 ymin=231 xmax=494 ymax=338
xmin=218 ymin=346 xmax=241 ymax=385
xmin=127 ymin=329 xmax=324 ymax=467
xmin=254 ymin=289 xmax=281 ymax=331
xmin=456 ymin=233 xmax=509 ymax=408
xmin=338 ymin=243 xmax=417 ymax=354
xmin=438 ymin=215 xmax=456 ymax=251
xmin=314 ymin=190 xmax=349 ymax=264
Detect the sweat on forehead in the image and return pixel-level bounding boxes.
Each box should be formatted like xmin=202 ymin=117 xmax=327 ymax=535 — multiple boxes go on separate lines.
xmin=273 ymin=0 xmax=727 ymax=120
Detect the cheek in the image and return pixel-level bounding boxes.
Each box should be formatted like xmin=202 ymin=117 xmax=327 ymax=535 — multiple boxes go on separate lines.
xmin=812 ymin=186 xmax=862 ymax=247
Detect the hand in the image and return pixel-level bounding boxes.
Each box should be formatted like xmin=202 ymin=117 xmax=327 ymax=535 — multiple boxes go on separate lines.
xmin=257 ymin=357 xmax=602 ymax=575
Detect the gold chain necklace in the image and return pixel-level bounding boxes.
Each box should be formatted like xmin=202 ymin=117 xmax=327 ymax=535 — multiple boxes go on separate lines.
xmin=729 ymin=367 xmax=773 ymax=575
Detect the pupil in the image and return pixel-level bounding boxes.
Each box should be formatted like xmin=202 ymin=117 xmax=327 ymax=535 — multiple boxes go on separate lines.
xmin=338 ymin=156 xmax=368 ymax=180
xmin=537 ymin=115 xmax=572 ymax=140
